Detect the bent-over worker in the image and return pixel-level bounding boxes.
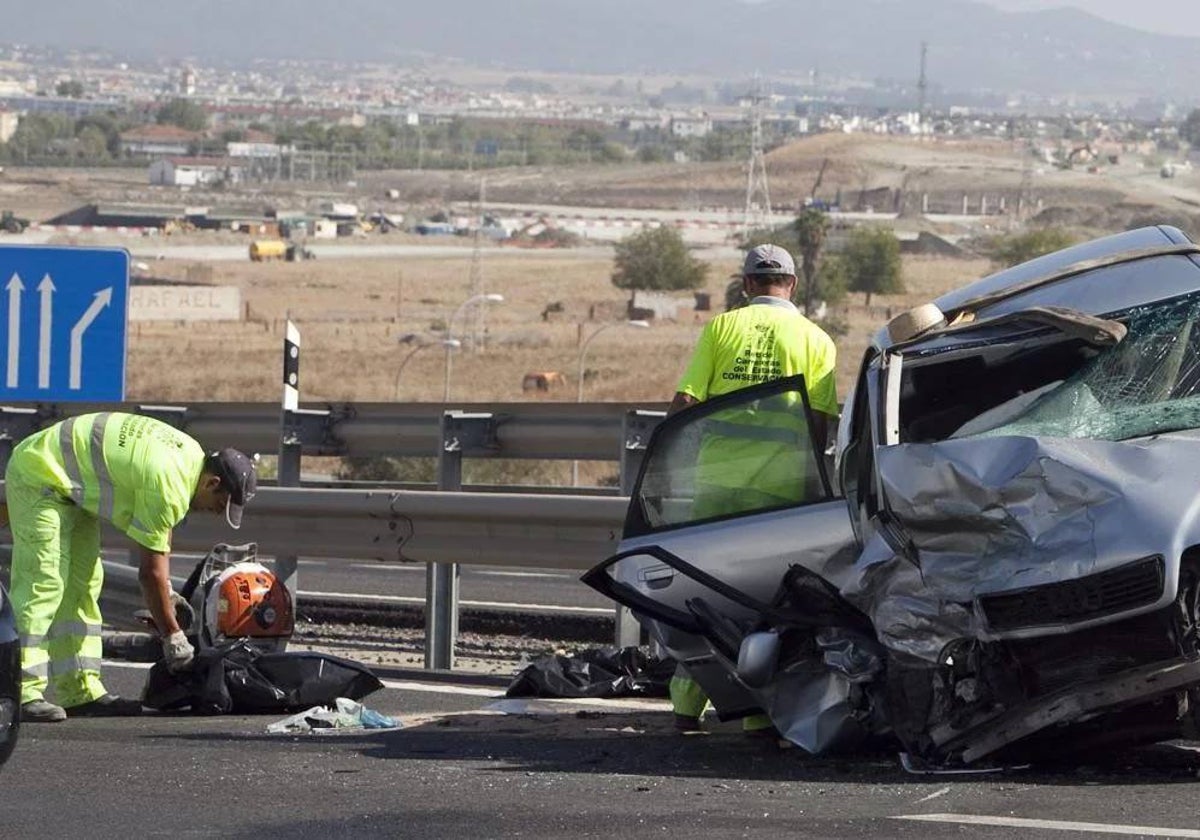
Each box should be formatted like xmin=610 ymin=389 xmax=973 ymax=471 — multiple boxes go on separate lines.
xmin=7 ymin=412 xmax=256 ymax=721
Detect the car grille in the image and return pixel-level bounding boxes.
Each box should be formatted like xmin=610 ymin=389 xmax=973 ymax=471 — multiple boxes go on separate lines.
xmin=980 ymin=556 xmax=1164 ymax=632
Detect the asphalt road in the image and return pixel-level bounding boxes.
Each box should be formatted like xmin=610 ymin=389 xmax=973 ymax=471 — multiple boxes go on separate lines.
xmin=6 ymin=663 xmax=1200 ymax=839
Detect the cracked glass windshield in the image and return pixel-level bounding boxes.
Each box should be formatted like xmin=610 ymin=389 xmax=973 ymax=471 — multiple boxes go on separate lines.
xmin=950 ymin=294 xmax=1200 ymax=441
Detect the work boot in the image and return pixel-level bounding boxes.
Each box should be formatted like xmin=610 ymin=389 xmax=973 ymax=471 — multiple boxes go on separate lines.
xmin=66 ymin=694 xmax=144 ymax=717
xmin=21 ymin=698 xmax=67 ymax=723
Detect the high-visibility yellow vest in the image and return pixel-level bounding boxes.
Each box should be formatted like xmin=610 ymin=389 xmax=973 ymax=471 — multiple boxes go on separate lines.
xmin=676 ymin=298 xmax=837 ymax=506
xmin=7 ymin=412 xmax=205 ymax=552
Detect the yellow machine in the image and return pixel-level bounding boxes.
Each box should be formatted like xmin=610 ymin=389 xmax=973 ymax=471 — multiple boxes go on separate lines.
xmin=249 ymin=240 xmax=288 ymax=261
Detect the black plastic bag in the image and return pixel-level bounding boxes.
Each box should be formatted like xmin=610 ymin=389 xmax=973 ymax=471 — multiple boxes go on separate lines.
xmin=142 ymin=641 xmax=384 ymax=714
xmin=505 ymin=646 xmax=675 ymax=699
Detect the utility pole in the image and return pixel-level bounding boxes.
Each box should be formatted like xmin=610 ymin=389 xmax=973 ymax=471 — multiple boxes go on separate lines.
xmin=917 ymin=42 xmax=929 ymax=128
xmin=742 ymin=76 xmax=771 ymax=239
xmin=466 ymin=177 xmax=487 ymax=351
xmin=1017 ymin=116 xmax=1035 ymax=227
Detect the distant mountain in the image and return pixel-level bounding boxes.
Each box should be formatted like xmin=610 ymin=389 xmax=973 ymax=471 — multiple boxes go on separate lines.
xmin=7 ymin=0 xmax=1200 ymax=100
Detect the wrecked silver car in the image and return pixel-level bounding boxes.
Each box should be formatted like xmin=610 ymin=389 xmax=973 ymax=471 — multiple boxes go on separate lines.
xmin=584 ymin=224 xmax=1200 ymax=768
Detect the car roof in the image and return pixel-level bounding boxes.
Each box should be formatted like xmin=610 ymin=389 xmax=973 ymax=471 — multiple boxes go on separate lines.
xmin=874 ymin=225 xmax=1200 ymax=353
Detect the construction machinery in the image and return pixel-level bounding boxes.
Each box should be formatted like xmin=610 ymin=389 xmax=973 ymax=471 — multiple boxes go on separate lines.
xmin=249 ymin=239 xmax=288 ymax=261
xmin=1 ymin=211 xmax=29 ymax=234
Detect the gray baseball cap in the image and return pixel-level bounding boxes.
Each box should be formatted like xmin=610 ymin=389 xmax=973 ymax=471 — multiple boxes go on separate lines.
xmin=209 ymin=448 xmax=257 ymax=529
xmin=743 ymin=244 xmax=796 ymax=277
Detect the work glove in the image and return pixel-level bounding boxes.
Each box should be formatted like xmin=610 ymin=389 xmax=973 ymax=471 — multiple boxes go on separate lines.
xmin=170 ymin=592 xmax=195 ymax=633
xmin=162 ymin=630 xmax=195 ymax=673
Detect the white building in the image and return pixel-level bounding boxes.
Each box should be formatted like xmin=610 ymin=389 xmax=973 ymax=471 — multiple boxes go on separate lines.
xmin=670 ymin=115 xmax=713 ymax=139
xmin=149 ymin=157 xmax=244 ymax=187
xmin=0 ymin=110 xmax=17 ymax=143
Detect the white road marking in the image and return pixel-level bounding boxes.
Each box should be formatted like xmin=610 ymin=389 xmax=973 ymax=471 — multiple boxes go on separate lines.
xmin=379 ymin=680 xmax=501 ymax=698
xmin=475 ymin=570 xmax=574 ymax=580
xmin=893 ymin=814 xmax=1200 ymax=837
xmin=298 ymin=590 xmax=612 ymax=615
xmin=347 ymin=563 xmax=421 ymax=573
xmin=344 ymin=563 xmax=571 ymax=581
xmin=914 ymin=786 xmax=951 ymax=803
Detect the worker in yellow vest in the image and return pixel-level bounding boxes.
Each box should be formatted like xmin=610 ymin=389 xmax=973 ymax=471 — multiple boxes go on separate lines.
xmin=6 ymin=412 xmax=256 ymax=721
xmin=668 ymin=243 xmax=838 ymax=736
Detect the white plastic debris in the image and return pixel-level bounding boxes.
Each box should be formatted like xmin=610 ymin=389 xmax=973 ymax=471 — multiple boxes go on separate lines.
xmin=266 ymin=697 xmax=400 ymax=734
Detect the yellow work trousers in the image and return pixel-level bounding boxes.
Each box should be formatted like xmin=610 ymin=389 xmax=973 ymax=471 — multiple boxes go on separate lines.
xmin=7 ymin=473 xmax=107 ymax=707
xmin=670 ymin=665 xmax=772 ymax=731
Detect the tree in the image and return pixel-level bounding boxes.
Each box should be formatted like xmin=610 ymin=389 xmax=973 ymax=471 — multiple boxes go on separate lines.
xmin=844 ymin=227 xmax=903 ymax=306
xmin=990 ymin=228 xmax=1076 ymax=267
xmin=76 ymin=125 xmax=110 ymax=161
xmin=611 ymin=226 xmax=709 ymax=292
xmin=55 ymin=80 xmax=84 ymax=99
xmin=1182 ymin=108 xmax=1200 ymax=147
xmin=816 ymin=254 xmax=849 ymax=306
xmin=155 ymin=98 xmax=208 ymax=132
xmin=793 ymin=209 xmax=829 ymax=315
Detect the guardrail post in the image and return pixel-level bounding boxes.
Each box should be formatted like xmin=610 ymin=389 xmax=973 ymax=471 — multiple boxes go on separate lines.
xmin=276 ymin=321 xmax=303 ymax=612
xmin=427 ymin=411 xmax=498 ymax=670
xmin=619 ymin=409 xmax=662 ymax=496
xmin=614 ymin=409 xmax=665 ymax=648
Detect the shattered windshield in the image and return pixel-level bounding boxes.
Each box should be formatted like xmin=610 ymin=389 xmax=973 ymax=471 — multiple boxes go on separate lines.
xmin=956 ymin=294 xmax=1200 ymax=441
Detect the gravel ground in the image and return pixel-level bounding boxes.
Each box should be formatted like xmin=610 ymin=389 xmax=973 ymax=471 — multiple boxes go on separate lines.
xmin=287 ymin=617 xmax=600 ymax=678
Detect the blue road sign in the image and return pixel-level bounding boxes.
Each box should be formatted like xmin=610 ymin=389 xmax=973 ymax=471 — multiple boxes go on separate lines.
xmin=0 ymin=245 xmax=129 ymax=402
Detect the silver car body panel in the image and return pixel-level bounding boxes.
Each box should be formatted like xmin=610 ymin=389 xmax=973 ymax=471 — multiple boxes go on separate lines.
xmin=615 ymin=501 xmax=858 ymax=662
xmin=842 ymin=432 xmax=1200 ymax=660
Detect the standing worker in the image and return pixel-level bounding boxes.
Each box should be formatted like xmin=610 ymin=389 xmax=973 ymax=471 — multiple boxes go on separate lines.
xmin=667 ymin=243 xmax=838 ymax=735
xmin=6 ymin=412 xmax=256 ymax=721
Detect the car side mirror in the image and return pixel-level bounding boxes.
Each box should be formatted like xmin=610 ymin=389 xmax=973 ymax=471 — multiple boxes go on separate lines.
xmin=736 ymin=631 xmax=781 ymax=689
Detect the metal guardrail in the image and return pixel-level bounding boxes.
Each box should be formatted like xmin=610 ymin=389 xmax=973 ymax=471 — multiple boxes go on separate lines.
xmin=0 ymin=399 xmax=666 ymax=669
xmin=0 ymin=400 xmax=668 ymax=463
xmin=165 ymin=486 xmax=629 ymax=569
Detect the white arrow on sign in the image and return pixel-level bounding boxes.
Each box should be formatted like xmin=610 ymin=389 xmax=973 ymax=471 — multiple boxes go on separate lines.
xmin=37 ymin=274 xmax=54 ymax=389
xmin=69 ymin=286 xmax=112 ymax=390
xmin=6 ymin=273 xmax=23 ymax=388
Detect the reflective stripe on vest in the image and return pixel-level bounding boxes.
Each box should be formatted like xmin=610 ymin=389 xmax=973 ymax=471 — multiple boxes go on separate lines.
xmin=59 ymin=412 xmax=115 ymax=520
xmin=704 ymin=418 xmax=803 ymax=445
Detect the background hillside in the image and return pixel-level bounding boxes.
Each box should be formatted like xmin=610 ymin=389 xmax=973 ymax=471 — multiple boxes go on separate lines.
xmin=8 ymin=0 xmax=1200 ymax=99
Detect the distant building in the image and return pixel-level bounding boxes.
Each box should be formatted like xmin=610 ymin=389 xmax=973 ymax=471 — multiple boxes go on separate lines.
xmin=149 ymin=156 xmax=244 ymax=187
xmin=670 ymin=115 xmax=712 ymax=139
xmin=0 ymin=110 xmax=17 ymax=143
xmin=227 ymin=141 xmax=286 ymax=159
xmin=0 ymin=95 xmax=120 ymax=118
xmin=180 ymin=66 xmax=196 ymax=97
xmin=121 ymin=124 xmax=202 ymax=157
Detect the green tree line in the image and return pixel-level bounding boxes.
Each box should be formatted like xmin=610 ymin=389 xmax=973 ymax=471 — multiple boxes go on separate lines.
xmin=0 ymin=106 xmax=775 ymax=170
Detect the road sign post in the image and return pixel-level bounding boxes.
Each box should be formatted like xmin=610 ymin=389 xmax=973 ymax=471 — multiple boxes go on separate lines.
xmin=0 ymin=245 xmax=129 ymax=402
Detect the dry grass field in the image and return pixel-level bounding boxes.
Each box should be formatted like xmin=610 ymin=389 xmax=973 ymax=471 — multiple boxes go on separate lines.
xmin=126 ymin=251 xmax=995 ymax=408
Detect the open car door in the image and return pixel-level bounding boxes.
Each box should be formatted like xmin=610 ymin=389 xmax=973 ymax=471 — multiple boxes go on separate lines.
xmin=582 ymin=374 xmax=858 ymax=719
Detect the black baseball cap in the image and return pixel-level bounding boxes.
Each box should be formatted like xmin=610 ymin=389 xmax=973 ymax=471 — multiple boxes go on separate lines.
xmin=209 ymin=448 xmax=257 ymax=529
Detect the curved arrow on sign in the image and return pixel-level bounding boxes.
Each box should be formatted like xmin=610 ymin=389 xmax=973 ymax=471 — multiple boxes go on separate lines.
xmin=69 ymin=286 xmax=112 ymax=390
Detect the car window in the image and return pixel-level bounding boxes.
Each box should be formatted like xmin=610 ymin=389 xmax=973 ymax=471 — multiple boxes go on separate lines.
xmin=626 ymin=375 xmax=833 ymax=536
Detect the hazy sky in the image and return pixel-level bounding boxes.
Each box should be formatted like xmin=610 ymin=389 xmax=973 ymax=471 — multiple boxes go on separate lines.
xmin=989 ymin=0 xmax=1200 ymax=36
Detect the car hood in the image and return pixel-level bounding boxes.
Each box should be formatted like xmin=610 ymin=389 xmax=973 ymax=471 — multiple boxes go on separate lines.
xmin=843 ymin=431 xmax=1200 ymax=661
